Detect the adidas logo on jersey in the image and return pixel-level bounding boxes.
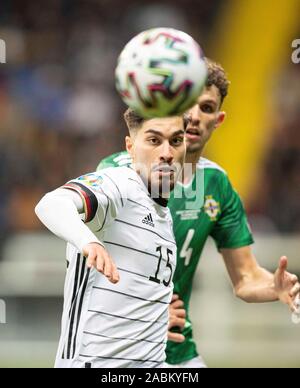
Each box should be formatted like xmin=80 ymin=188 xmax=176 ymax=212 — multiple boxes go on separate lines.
xmin=142 ymin=213 xmax=155 ymax=228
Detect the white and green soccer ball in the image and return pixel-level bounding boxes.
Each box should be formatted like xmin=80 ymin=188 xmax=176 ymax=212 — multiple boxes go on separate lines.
xmin=115 ymin=27 xmax=207 ymax=118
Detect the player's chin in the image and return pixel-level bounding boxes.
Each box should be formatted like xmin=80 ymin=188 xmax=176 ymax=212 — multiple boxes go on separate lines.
xmin=186 ymin=140 xmax=203 ymax=153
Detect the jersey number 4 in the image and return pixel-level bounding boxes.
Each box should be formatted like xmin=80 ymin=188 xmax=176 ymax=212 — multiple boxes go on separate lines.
xmin=149 ymin=246 xmax=173 ymax=287
xmin=180 ymin=229 xmax=195 ymax=266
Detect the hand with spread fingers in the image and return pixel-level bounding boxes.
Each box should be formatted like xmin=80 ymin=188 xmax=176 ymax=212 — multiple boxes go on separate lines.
xmin=274 ymin=256 xmax=300 ymax=312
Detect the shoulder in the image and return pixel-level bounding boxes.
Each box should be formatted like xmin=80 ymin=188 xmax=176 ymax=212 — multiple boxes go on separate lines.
xmin=73 ymin=167 xmax=132 ymax=201
xmin=98 ymin=166 xmax=134 ymax=185
xmin=197 ymin=157 xmax=231 ymax=184
xmin=197 ymin=157 xmax=227 ymax=175
xmin=100 ymin=167 xmax=153 ymax=211
xmin=100 ymin=166 xmax=144 ymax=192
xmin=97 ymin=151 xmax=131 ymax=170
xmin=197 ymin=158 xmax=235 ymax=198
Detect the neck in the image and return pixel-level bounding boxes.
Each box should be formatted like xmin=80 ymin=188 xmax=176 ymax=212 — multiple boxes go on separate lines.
xmin=181 ymin=148 xmax=203 ymax=185
xmin=135 ymin=169 xmax=170 ymax=206
xmin=146 ymin=182 xmax=170 ymax=207
xmin=152 ymin=197 xmax=169 ymax=207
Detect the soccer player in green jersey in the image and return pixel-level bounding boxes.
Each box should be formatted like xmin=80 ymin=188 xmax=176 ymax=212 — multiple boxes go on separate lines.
xmin=97 ymin=59 xmax=300 ymax=368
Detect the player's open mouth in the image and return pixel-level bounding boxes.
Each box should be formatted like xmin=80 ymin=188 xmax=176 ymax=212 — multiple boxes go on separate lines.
xmin=186 ymin=127 xmax=201 ymax=140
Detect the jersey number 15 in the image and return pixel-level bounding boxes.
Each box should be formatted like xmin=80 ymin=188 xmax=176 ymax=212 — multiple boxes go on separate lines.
xmin=149 ymin=247 xmax=173 ymax=287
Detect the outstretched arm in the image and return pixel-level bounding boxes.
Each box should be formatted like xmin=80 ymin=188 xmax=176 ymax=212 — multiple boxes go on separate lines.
xmin=35 ymin=188 xmax=119 ymax=284
xmin=221 ymin=246 xmax=300 ymax=312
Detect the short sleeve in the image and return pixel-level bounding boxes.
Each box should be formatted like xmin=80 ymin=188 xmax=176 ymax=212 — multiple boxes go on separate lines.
xmin=210 ymin=174 xmax=254 ymax=250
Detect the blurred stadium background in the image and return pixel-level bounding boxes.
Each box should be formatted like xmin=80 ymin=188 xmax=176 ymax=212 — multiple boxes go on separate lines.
xmin=0 ymin=0 xmax=300 ymax=368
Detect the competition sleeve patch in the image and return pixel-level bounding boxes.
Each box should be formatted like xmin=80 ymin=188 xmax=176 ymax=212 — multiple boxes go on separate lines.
xmin=63 ymin=182 xmax=98 ymax=223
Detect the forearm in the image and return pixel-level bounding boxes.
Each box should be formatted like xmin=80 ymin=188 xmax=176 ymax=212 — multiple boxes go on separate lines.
xmin=35 ymin=189 xmax=102 ymax=253
xmin=223 ymin=247 xmax=299 ymax=309
xmin=235 ymin=267 xmax=278 ymax=303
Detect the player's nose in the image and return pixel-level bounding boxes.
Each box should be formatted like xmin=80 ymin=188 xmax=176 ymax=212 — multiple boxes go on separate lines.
xmin=188 ymin=105 xmax=201 ymax=126
xmin=159 ymin=141 xmax=174 ymax=164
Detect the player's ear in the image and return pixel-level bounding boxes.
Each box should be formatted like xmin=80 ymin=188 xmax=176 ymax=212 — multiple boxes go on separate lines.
xmin=126 ymin=136 xmax=134 ymax=158
xmin=214 ymin=111 xmax=226 ymax=129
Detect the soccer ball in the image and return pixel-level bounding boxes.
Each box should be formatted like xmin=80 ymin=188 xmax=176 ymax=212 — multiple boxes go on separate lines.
xmin=115 ymin=28 xmax=207 ymax=118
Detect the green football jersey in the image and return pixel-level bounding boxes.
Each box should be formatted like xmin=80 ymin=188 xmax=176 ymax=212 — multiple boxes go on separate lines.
xmin=97 ymin=151 xmax=254 ymax=365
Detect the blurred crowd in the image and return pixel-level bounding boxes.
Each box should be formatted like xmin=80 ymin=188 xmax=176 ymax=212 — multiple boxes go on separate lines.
xmin=0 ymin=0 xmax=221 ymax=256
xmin=248 ymin=63 xmax=300 ymax=233
xmin=0 ymin=0 xmax=299 ymax=260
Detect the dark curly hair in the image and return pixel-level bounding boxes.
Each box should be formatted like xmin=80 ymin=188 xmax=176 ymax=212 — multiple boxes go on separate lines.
xmin=205 ymin=58 xmax=230 ymax=106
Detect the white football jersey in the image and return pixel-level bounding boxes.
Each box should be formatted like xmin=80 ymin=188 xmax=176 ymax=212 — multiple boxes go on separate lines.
xmin=54 ymin=167 xmax=176 ymax=368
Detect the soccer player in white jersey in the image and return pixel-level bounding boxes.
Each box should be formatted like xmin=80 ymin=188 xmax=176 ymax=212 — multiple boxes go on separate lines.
xmin=35 ymin=110 xmax=186 ymax=368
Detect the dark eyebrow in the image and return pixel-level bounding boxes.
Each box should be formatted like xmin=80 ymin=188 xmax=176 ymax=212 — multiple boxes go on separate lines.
xmin=199 ymin=99 xmax=217 ymax=106
xmin=145 ymin=129 xmax=185 ymax=137
xmin=144 ymin=129 xmax=163 ymax=136
xmin=171 ymin=130 xmax=185 ymax=137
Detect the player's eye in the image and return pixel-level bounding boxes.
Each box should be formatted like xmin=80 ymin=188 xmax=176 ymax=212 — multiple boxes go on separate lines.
xmin=200 ymin=104 xmax=215 ymax=114
xmin=148 ymin=137 xmax=160 ymax=145
xmin=171 ymin=137 xmax=184 ymax=146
